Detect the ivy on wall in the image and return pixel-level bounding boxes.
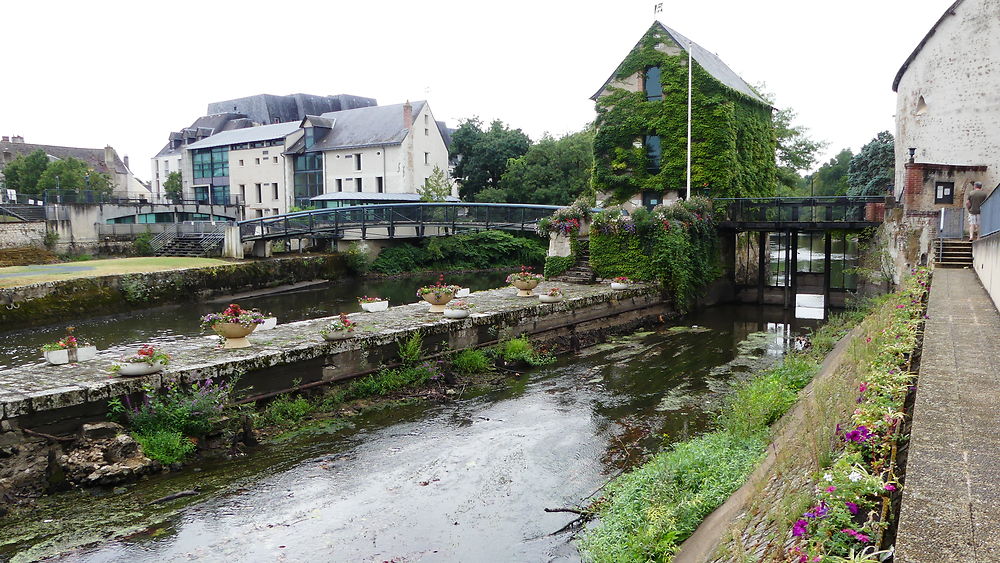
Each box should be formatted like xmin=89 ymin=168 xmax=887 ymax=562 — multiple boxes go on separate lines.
xmin=593 ymin=25 xmax=776 ymax=202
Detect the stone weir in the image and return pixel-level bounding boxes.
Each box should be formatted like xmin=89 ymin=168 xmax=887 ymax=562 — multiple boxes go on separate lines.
xmin=0 ymin=283 xmax=667 ymax=434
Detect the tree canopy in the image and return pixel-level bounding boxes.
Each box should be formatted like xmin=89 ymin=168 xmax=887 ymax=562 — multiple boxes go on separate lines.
xmin=805 ymin=149 xmax=853 ymax=197
xmin=449 ymin=118 xmax=531 ymax=201
xmin=755 ymin=85 xmax=827 ymax=194
xmin=163 ymin=171 xmax=183 ymax=202
xmin=417 ymin=165 xmax=454 ymax=202
xmin=37 ymin=157 xmax=111 ymax=193
xmin=847 ymin=131 xmax=894 ymax=197
xmin=1 ymin=150 xmax=50 ymax=194
xmin=497 ymin=128 xmax=594 ymax=205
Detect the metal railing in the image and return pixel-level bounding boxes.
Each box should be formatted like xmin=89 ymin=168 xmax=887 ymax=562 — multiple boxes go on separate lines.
xmin=715 ymin=196 xmax=885 ymax=225
xmin=236 ymin=203 xmax=563 ymax=241
xmin=97 ymin=221 xmax=233 ymax=241
xmin=13 ymin=190 xmax=245 ymax=207
xmin=938 ymin=207 xmax=966 ymax=239
xmin=981 ymin=188 xmax=1000 ymax=238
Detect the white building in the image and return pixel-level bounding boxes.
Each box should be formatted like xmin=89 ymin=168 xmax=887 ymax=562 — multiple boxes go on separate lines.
xmin=178 ymin=101 xmax=454 ymax=217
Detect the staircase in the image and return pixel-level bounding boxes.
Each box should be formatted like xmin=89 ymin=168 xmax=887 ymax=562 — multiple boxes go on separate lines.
xmin=552 ymin=245 xmax=596 ymax=284
xmin=154 ymin=232 xmax=225 ymax=257
xmin=935 ymin=239 xmax=973 ymax=268
xmin=0 ymin=204 xmax=46 ymax=222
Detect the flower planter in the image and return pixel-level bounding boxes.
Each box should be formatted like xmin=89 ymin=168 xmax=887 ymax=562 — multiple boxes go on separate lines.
xmin=610 ymin=282 xmax=629 ymax=290
xmin=361 ymin=300 xmax=389 ymax=313
xmin=43 ymin=346 xmax=97 ymax=365
xmin=511 ymin=279 xmax=540 ymax=297
xmin=538 ymin=294 xmax=563 ymax=303
xmin=443 ymin=309 xmax=470 ymax=319
xmin=258 ymin=317 xmax=278 ymax=331
xmin=421 ymin=293 xmax=454 ymax=313
xmin=116 ymin=360 xmax=167 ymax=377
xmin=323 ymin=330 xmax=354 ymax=341
xmin=455 ymin=288 xmax=471 ymax=298
xmin=212 ymin=322 xmax=257 ymax=349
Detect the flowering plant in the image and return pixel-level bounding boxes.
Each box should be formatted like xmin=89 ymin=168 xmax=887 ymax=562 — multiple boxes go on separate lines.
xmin=357 ymin=296 xmax=386 ymax=303
xmin=506 ymin=265 xmax=544 ymax=284
xmin=41 ymin=327 xmax=89 ymax=352
xmin=110 ymin=345 xmax=171 ymax=373
xmin=545 ymin=287 xmax=563 ymax=297
xmin=320 ymin=313 xmax=356 ymax=336
xmin=417 ymin=274 xmax=460 ymax=298
xmin=444 ymin=300 xmax=474 ymax=311
xmin=536 ymin=202 xmax=592 ymax=236
xmin=612 ymin=276 xmax=631 ymax=284
xmin=591 ymin=207 xmax=637 ymax=235
xmin=200 ymin=304 xmax=266 ymax=331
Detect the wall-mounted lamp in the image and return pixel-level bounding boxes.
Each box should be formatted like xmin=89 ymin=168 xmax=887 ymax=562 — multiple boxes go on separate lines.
xmin=908 ymin=147 xmax=916 ymax=163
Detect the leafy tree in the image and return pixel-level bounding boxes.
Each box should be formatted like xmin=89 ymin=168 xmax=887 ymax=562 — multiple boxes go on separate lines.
xmin=847 ymin=131 xmax=894 ymax=197
xmin=1 ymin=150 xmax=50 ymax=194
xmin=163 ymin=171 xmax=183 ymax=202
xmin=417 ymin=165 xmax=454 ymax=202
xmin=37 ymin=157 xmax=112 ymax=194
xmin=473 ymin=187 xmax=507 ymax=203
xmin=805 ymin=149 xmax=853 ymax=196
xmin=498 ymin=128 xmax=594 ymax=205
xmin=756 ymin=85 xmax=827 ymax=193
xmin=449 ymin=118 xmax=531 ymax=200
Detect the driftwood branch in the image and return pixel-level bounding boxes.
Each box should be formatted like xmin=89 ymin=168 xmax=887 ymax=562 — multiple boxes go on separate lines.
xmin=23 ymin=428 xmax=76 ymax=443
xmin=150 ymin=489 xmax=199 ymax=505
xmin=544 ymin=507 xmax=591 ymax=516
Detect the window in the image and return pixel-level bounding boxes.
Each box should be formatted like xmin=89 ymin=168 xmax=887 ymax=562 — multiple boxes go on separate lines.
xmin=272 ymin=208 xmax=279 ymax=216
xmin=644 ymin=66 xmax=662 ymax=101
xmin=353 ymin=153 xmax=362 ymax=171
xmin=355 ymin=178 xmax=363 ymax=192
xmin=644 ymin=135 xmax=661 ymax=170
xmin=192 ymin=147 xmax=229 ymax=179
xmin=336 ymin=179 xmax=343 ymax=192
xmin=164 ymin=161 xmax=169 ymax=173
xmin=255 ymin=183 xmax=262 ymax=203
xmin=239 ymin=160 xmax=244 ymax=166
xmin=376 ymin=176 xmax=384 ymax=193
xmin=916 ymin=95 xmax=928 ymax=116
xmin=304 ymin=128 xmax=315 ymax=149
xmin=239 ymin=184 xmax=246 ymax=201
xmin=424 ymin=152 xmax=430 ymax=165
xmin=273 ymin=156 xmax=278 ymax=164
xmin=272 ymin=183 xmax=278 ymax=200
xmin=293 ymin=153 xmax=323 ymax=205
xmin=155 ymin=161 xmax=159 ymax=172
xmin=262 ymin=150 xmax=269 ymax=155
xmin=255 ymin=158 xmax=261 ymax=165
xmin=425 ymin=128 xmax=429 ymax=136
xmin=424 ymin=114 xmax=429 ymax=125
xmin=935 ymin=181 xmax=954 ymax=204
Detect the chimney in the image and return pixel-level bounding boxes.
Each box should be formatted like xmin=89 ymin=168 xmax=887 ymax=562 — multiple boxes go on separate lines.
xmin=403 ymin=101 xmax=413 ymax=129
xmin=123 ymin=155 xmax=130 ymax=170
xmin=1 ymin=136 xmax=8 ymax=143
xmin=11 ymin=135 xmax=24 ymax=143
xmin=105 ymin=145 xmax=115 ymax=169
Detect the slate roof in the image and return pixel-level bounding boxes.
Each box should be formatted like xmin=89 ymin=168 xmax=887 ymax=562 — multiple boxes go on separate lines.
xmin=184 ymin=121 xmax=301 ymax=150
xmin=302 ymin=101 xmax=427 ymax=152
xmin=0 ymin=141 xmax=128 ymax=175
xmin=154 ymin=112 xmax=254 ymax=158
xmin=590 ymin=21 xmax=769 ymax=106
xmin=892 ymin=0 xmax=965 ymax=92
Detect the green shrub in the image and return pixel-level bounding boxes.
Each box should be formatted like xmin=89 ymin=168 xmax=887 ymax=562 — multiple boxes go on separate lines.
xmin=371 ymin=231 xmax=545 ymax=274
xmin=108 ymin=379 xmax=234 ymax=438
xmin=397 ymin=331 xmax=423 ymax=367
xmin=718 ymin=356 xmax=817 ymax=439
xmin=544 ymin=255 xmax=575 ymax=278
xmin=132 ymin=231 xmax=154 ymax=256
xmin=494 ymin=335 xmax=555 ymax=367
xmin=263 ymin=394 xmax=314 ymax=426
xmin=451 ymin=349 xmax=492 ymax=375
xmin=344 ymin=241 xmax=371 ymax=274
xmin=134 ymin=430 xmax=196 ymax=465
xmin=345 ymin=363 xmax=441 ymax=399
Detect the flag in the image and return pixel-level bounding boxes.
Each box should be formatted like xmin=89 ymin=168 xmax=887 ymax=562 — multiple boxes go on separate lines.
xmin=654 ymin=3 xmax=662 ymax=14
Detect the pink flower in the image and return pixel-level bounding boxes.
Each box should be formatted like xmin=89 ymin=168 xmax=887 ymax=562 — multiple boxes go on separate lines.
xmin=825 ymin=486 xmax=836 ymax=493
xmin=884 ymin=483 xmax=897 ymax=491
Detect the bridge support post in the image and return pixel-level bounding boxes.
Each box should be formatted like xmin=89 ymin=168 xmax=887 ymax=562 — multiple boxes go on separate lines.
xmin=222 ymin=226 xmax=244 ymax=259
xmin=757 ymin=231 xmax=766 ymax=304
xmin=789 ymin=230 xmax=799 ymax=309
xmin=823 ymin=233 xmax=832 ymax=318
xmin=252 ymin=240 xmax=272 ymax=258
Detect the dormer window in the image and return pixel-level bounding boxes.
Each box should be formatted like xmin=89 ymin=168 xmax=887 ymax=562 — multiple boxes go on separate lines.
xmin=304 ymin=128 xmax=315 ymax=149
xmin=644 ymin=66 xmax=662 ymax=101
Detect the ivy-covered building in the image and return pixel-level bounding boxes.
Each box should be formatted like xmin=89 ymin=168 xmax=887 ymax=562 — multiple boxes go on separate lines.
xmin=591 ymin=21 xmax=776 ymax=207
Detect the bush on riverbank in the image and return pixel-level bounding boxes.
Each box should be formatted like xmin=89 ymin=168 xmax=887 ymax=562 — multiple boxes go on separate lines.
xmin=371 ymin=231 xmax=545 ymax=275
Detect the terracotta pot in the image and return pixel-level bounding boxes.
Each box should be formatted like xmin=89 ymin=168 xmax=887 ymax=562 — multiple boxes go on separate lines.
xmin=421 ymin=292 xmax=453 ymax=313
xmin=116 ymin=360 xmax=167 ymax=377
xmin=213 ymin=322 xmax=257 ymax=349
xmin=511 ymin=279 xmax=540 ymax=297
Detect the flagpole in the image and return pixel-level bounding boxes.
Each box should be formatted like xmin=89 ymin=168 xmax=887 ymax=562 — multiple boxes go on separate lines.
xmin=686 ymin=45 xmax=692 ymax=200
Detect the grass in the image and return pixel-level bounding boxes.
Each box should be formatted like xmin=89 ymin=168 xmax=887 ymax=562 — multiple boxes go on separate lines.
xmin=493 ymin=335 xmax=555 ymax=366
xmin=134 ymin=430 xmax=195 ymax=465
xmin=0 ymin=256 xmax=230 ymax=287
xmin=451 ymin=349 xmax=492 ymax=375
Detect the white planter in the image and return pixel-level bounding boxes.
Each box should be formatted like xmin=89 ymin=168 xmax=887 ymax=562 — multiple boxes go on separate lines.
xmin=323 ymin=331 xmax=354 ymax=341
xmin=456 ymin=288 xmax=470 ymax=297
xmin=610 ymin=283 xmax=629 ymax=290
xmin=116 ymin=360 xmax=167 ymax=377
xmin=258 ymin=317 xmax=278 ymax=331
xmin=443 ymin=309 xmax=470 ymax=319
xmin=361 ymin=300 xmax=389 ymax=312
xmin=538 ymin=294 xmax=563 ymax=303
xmin=43 ymin=346 xmax=97 ymax=365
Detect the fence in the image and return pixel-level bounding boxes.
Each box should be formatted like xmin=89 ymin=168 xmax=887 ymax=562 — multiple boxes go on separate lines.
xmin=97 ymin=221 xmax=233 ymax=239
xmin=13 ymin=190 xmax=244 ymax=207
xmin=982 ymin=189 xmax=1000 ymax=238
xmin=938 ymin=207 xmax=966 ymax=239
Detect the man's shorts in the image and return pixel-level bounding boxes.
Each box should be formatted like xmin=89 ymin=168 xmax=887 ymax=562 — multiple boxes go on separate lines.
xmin=970 ymin=213 xmax=981 ymax=226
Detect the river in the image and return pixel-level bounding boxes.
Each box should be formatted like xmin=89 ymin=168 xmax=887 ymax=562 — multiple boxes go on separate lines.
xmin=1 ymin=296 xmax=821 ymax=562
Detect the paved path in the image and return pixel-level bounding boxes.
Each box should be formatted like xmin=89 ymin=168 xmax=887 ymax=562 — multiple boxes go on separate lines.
xmin=896 ymin=268 xmax=1000 ymax=562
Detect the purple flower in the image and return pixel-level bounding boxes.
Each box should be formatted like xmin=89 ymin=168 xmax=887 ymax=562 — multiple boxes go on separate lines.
xmin=846 ymin=501 xmax=859 ymax=514
xmin=792 ymin=519 xmax=808 ymax=537
xmin=845 ymin=425 xmax=871 ymax=443
xmin=825 ymin=486 xmax=837 ymax=493
xmin=884 ymin=483 xmax=897 ymax=491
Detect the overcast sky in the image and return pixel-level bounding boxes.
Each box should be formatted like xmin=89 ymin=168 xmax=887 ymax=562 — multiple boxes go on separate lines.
xmin=1 ymin=0 xmax=948 ymax=181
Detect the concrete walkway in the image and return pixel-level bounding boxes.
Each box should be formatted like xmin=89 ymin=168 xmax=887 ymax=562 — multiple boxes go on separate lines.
xmin=896 ymin=268 xmax=1000 ymax=562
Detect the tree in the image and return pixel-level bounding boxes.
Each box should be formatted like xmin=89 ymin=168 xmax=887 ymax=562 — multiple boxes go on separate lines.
xmin=805 ymin=149 xmax=853 ymax=196
xmin=756 ymin=85 xmax=827 ymax=193
xmin=498 ymin=128 xmax=594 ymax=205
xmin=449 ymin=118 xmax=531 ymax=201
xmin=847 ymin=131 xmax=894 ymax=197
xmin=1 ymin=150 xmax=50 ymax=194
xmin=473 ymin=187 xmax=507 ymax=203
xmin=163 ymin=171 xmax=183 ymax=202
xmin=37 ymin=157 xmax=111 ymax=194
xmin=417 ymin=165 xmax=454 ymax=202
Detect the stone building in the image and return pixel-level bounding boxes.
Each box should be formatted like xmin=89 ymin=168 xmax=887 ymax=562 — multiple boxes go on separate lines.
xmin=590 ymin=21 xmax=775 ymax=208
xmin=890 ymin=0 xmax=1000 ymax=272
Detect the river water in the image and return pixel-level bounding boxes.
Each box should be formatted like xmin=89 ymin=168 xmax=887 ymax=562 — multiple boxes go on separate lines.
xmin=1 ymin=296 xmax=821 ymax=562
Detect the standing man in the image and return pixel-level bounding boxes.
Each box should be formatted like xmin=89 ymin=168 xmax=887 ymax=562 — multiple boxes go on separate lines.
xmin=966 ymin=181 xmax=988 ymax=241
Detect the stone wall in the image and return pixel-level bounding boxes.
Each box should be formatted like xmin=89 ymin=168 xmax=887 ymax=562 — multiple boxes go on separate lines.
xmin=973 ymin=232 xmax=1000 ymax=311
xmin=0 ymin=222 xmax=45 ymax=249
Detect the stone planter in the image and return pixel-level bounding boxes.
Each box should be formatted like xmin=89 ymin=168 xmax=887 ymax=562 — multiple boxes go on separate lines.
xmin=421 ymin=292 xmax=454 ymax=313
xmin=116 ymin=360 xmax=167 ymax=377
xmin=212 ymin=322 xmax=257 ymax=349
xmin=511 ymin=279 xmax=540 ymax=297
xmin=43 ymin=346 xmax=97 ymax=365
xmin=455 ymin=288 xmax=471 ymax=298
xmin=322 ymin=330 xmax=354 ymax=341
xmin=610 ymin=282 xmax=629 ymax=290
xmin=258 ymin=317 xmax=278 ymax=331
xmin=443 ymin=308 xmax=470 ymax=319
xmin=361 ymin=300 xmax=389 ymax=313
xmin=538 ymin=294 xmax=563 ymax=303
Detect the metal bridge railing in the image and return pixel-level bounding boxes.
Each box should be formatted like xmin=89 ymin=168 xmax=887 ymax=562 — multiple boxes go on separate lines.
xmin=981 ymin=188 xmax=1000 ymax=238
xmin=714 ymin=196 xmax=885 ymax=225
xmin=236 ymin=203 xmax=563 ymax=241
